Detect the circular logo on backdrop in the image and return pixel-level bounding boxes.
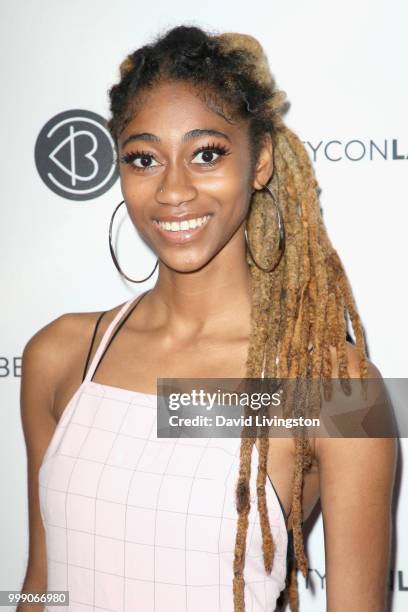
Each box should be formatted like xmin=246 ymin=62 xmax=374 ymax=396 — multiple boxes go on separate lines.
xmin=34 ymin=109 xmax=118 ymax=201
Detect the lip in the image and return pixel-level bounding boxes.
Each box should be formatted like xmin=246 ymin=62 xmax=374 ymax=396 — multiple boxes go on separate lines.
xmin=153 ymin=214 xmax=213 ymax=244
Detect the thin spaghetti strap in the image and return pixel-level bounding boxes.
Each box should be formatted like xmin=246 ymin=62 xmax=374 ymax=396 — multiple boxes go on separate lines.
xmin=82 ymin=311 xmax=106 ymax=382
xmin=83 ymin=290 xmax=151 ymax=383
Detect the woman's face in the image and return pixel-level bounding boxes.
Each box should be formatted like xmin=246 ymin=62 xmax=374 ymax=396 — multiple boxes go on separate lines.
xmin=118 ymin=79 xmax=272 ymax=273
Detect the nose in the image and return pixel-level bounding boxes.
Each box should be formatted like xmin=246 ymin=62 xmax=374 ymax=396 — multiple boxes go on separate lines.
xmin=156 ymin=162 xmax=197 ymax=206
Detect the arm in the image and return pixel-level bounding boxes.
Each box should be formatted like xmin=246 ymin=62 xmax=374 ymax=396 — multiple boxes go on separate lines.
xmin=316 ymin=348 xmax=398 ymax=611
xmin=17 ymin=318 xmax=65 ymax=611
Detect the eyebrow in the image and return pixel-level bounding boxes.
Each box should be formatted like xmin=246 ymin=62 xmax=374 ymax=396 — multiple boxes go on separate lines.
xmin=121 ymin=128 xmax=231 ymax=148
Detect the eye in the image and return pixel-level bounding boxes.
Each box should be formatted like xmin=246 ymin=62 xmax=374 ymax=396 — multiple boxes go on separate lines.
xmin=120 ymin=151 xmax=159 ymax=170
xmin=119 ymin=142 xmax=231 ymax=171
xmin=191 ymin=143 xmax=231 ymax=166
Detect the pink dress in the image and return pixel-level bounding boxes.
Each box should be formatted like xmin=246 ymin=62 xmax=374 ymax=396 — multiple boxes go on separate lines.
xmin=38 ymin=292 xmax=290 ymax=611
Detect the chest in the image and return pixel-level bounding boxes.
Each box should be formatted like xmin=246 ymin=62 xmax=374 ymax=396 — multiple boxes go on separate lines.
xmin=53 ymin=334 xmax=251 ymax=424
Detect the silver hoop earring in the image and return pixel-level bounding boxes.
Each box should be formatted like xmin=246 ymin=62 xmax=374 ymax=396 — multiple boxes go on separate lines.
xmin=109 ymin=200 xmax=159 ymax=283
xmin=245 ymin=184 xmax=285 ymax=273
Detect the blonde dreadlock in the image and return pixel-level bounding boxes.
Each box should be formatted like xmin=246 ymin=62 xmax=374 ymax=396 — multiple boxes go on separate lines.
xmin=222 ymin=34 xmax=369 ymax=611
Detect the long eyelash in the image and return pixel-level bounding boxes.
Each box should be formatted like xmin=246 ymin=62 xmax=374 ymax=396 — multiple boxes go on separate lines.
xmin=119 ymin=150 xmax=154 ymax=166
xmin=193 ymin=142 xmax=231 ymax=157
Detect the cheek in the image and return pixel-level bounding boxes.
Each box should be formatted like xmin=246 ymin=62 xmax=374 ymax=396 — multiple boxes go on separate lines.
xmin=119 ymin=170 xmax=139 ymax=202
xmin=201 ymin=158 xmax=252 ymax=213
xmin=222 ymin=148 xmax=253 ymax=204
xmin=119 ymin=171 xmax=132 ymax=203
xmin=119 ymin=173 xmax=151 ymax=219
xmin=213 ymin=173 xmax=252 ymax=218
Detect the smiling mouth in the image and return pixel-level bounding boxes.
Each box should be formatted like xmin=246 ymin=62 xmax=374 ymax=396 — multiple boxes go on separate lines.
xmin=152 ymin=214 xmax=212 ymax=244
xmin=153 ymin=214 xmax=211 ymax=232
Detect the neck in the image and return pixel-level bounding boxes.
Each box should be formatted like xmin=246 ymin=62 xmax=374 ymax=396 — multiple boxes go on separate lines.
xmin=146 ymin=231 xmax=253 ymax=338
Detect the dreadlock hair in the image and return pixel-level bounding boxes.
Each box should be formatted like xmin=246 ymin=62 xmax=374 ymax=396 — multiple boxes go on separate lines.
xmin=107 ymin=24 xmax=369 ymax=611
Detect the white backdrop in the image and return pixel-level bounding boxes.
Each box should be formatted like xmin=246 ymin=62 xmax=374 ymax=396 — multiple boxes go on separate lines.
xmin=1 ymin=0 xmax=407 ymax=609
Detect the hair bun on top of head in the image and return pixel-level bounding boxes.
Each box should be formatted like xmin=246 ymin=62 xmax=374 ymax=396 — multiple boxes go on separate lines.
xmin=155 ymin=25 xmax=218 ymax=65
xmin=214 ymin=32 xmax=273 ymax=87
xmin=214 ymin=32 xmax=288 ymax=125
xmin=162 ymin=25 xmax=207 ymax=49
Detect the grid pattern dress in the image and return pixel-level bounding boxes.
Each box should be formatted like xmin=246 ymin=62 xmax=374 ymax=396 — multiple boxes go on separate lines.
xmin=38 ymin=292 xmax=290 ymax=611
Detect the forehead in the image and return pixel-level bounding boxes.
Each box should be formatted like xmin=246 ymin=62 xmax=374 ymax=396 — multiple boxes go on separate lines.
xmin=119 ymin=80 xmax=248 ymax=146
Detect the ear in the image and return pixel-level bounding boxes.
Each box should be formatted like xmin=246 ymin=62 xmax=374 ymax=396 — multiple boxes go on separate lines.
xmin=252 ymin=133 xmax=274 ymax=191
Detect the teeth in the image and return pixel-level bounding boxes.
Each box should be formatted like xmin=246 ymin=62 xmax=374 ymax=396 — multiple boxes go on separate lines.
xmin=156 ymin=215 xmax=210 ymax=232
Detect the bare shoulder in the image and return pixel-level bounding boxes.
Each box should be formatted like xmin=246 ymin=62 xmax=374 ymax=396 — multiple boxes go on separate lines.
xmin=328 ymin=340 xmax=382 ymax=379
xmin=317 ymin=341 xmax=397 ymax=455
xmin=22 ymin=311 xmax=98 ymax=398
xmin=21 ymin=300 xmax=127 ymax=416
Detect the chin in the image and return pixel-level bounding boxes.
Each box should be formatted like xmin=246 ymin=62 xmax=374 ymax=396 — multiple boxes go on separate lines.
xmin=160 ymin=251 xmax=216 ymax=275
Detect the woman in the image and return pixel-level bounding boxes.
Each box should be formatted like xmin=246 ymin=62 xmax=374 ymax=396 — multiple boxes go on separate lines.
xmin=20 ymin=25 xmax=397 ymax=612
